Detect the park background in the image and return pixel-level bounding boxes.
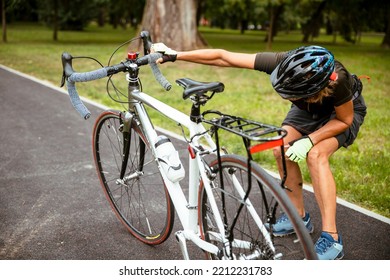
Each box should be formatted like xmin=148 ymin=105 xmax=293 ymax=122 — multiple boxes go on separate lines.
xmin=1 ymin=0 xmax=389 ymax=219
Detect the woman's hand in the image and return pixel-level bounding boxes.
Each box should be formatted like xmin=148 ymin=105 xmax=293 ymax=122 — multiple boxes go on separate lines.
xmin=151 ymin=43 xmax=177 ymax=63
xmin=286 ymin=136 xmax=314 ymax=162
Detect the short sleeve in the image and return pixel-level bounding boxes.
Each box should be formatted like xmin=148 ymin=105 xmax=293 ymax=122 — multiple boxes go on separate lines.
xmin=254 ymin=52 xmax=288 ymax=74
xmin=333 ymin=62 xmax=353 ymax=107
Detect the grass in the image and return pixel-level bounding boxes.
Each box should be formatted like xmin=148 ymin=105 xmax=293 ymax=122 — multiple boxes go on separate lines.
xmin=1 ymin=23 xmax=389 ymax=218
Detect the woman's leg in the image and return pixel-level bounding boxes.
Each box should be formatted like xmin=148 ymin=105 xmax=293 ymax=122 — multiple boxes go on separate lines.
xmin=273 ymin=125 xmax=306 ymax=217
xmin=306 ymin=137 xmax=339 ymax=240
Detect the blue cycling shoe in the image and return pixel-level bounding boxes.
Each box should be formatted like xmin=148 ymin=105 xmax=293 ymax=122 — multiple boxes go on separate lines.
xmin=266 ymin=212 xmax=314 ymax=237
xmin=315 ymin=232 xmax=344 ymax=260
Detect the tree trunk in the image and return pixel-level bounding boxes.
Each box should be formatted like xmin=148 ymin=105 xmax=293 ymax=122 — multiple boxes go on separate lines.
xmin=266 ymin=4 xmax=274 ymax=50
xmin=381 ymin=4 xmax=390 ymax=48
xmin=97 ymin=7 xmax=106 ymax=27
xmin=52 ymin=0 xmax=58 ymax=41
xmin=139 ymin=0 xmax=206 ymax=50
xmin=2 ymin=0 xmax=6 ymax=43
xmin=302 ymin=1 xmax=327 ymax=43
xmin=264 ymin=3 xmax=284 ymax=48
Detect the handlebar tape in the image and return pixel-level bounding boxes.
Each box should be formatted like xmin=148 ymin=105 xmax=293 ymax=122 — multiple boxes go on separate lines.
xmin=138 ymin=53 xmax=172 ymax=91
xmin=68 ymin=68 xmax=108 ymax=83
xmin=64 ymin=53 xmax=170 ymax=119
xmin=66 ymin=68 xmax=108 ymax=119
xmin=66 ymin=80 xmax=91 ymax=120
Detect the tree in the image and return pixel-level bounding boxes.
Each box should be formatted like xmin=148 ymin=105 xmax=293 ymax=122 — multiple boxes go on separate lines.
xmin=140 ymin=0 xmax=206 ymax=50
xmin=1 ymin=0 xmax=38 ymax=43
xmin=106 ymin=0 xmax=145 ymax=29
xmin=301 ymin=0 xmax=326 ymax=43
xmin=1 ymin=0 xmax=6 ymax=42
xmin=382 ymin=3 xmax=390 ymax=48
xmin=38 ymin=0 xmax=99 ymax=31
xmin=265 ymin=0 xmax=285 ymax=49
xmin=52 ymin=0 xmax=58 ymax=41
xmin=370 ymin=0 xmax=390 ymax=48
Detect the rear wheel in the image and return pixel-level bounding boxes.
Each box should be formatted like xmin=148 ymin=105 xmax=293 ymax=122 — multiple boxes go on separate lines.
xmin=199 ymin=154 xmax=317 ymax=260
xmin=93 ymin=110 xmax=174 ymax=245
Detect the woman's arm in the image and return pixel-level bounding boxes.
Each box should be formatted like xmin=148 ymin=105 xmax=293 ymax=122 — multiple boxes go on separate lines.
xmin=309 ymin=100 xmax=354 ymax=145
xmin=176 ymin=49 xmax=257 ymax=69
xmin=152 ymin=43 xmax=277 ymax=70
xmin=152 ymin=43 xmax=256 ymax=69
xmin=285 ymin=100 xmax=354 ymax=162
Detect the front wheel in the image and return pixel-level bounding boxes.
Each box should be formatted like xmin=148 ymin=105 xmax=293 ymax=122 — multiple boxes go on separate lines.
xmin=92 ymin=110 xmax=174 ymax=245
xmin=198 ymin=154 xmax=317 ymax=260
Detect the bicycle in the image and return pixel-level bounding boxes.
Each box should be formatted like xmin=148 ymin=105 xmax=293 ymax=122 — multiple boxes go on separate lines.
xmin=60 ymin=31 xmax=317 ymax=260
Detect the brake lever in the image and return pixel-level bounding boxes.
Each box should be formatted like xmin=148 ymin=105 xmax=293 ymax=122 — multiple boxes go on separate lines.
xmin=60 ymin=72 xmax=66 ymax=87
xmin=140 ymin=30 xmax=153 ymax=54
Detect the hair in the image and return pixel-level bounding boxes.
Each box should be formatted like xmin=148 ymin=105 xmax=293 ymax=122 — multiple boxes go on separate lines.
xmin=304 ymin=80 xmax=337 ymax=103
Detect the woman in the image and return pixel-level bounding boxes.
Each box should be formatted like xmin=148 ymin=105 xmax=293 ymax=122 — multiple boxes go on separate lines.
xmin=152 ymin=43 xmax=367 ymax=260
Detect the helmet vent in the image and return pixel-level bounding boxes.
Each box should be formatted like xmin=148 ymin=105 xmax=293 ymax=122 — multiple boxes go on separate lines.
xmin=293 ymin=53 xmax=306 ymax=61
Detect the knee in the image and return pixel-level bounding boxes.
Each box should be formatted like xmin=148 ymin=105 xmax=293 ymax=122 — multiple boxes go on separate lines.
xmin=307 ymin=146 xmax=329 ymax=165
xmin=273 ymin=146 xmax=283 ymax=161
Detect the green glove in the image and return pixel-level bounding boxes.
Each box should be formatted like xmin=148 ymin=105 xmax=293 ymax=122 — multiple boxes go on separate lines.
xmin=151 ymin=43 xmax=177 ymax=63
xmin=286 ymin=136 xmax=314 ymax=163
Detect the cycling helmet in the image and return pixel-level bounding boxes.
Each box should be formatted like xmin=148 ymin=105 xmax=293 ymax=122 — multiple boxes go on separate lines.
xmin=271 ymin=46 xmax=335 ymax=99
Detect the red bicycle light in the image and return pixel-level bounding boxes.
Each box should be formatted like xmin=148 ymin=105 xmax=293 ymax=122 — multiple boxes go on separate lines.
xmin=127 ymin=52 xmax=137 ymax=60
xmin=188 ymin=145 xmax=196 ymax=159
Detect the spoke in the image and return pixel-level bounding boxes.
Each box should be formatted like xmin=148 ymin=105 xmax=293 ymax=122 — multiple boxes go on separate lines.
xmin=94 ymin=113 xmax=173 ymax=245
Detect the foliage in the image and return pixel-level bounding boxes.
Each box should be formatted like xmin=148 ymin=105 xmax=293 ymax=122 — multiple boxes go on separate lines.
xmin=202 ymin=0 xmax=267 ymax=32
xmin=40 ymin=0 xmax=99 ymax=30
xmin=1 ymin=0 xmax=145 ymax=30
xmin=1 ymin=0 xmax=389 ymax=44
xmin=326 ymin=0 xmax=386 ymax=43
xmin=107 ymin=0 xmax=145 ymax=29
xmin=2 ymin=0 xmax=39 ymax=22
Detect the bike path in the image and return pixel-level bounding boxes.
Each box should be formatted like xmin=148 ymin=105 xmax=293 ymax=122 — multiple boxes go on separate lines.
xmin=0 ymin=66 xmax=389 ymax=260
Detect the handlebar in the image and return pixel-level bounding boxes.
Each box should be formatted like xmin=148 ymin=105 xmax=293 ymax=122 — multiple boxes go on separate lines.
xmin=60 ymin=31 xmax=171 ymax=119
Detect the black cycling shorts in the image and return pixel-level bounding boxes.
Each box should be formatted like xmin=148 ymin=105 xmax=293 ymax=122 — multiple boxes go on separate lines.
xmin=282 ymin=95 xmax=367 ymax=148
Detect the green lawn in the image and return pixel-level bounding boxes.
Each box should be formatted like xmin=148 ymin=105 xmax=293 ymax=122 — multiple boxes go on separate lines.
xmin=1 ymin=23 xmax=389 ymax=218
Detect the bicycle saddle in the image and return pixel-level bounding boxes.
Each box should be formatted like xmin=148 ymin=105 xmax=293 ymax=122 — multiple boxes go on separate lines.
xmin=176 ymin=78 xmax=225 ymax=100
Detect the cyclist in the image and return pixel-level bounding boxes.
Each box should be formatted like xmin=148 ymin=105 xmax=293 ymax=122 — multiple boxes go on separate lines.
xmin=152 ymin=43 xmax=367 ymax=260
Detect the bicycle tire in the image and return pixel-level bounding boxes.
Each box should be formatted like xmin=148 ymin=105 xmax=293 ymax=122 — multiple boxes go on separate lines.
xmin=93 ymin=110 xmax=174 ymax=245
xmin=198 ymin=154 xmax=317 ymax=260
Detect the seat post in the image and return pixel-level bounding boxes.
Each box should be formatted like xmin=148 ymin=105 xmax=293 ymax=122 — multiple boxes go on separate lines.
xmin=190 ymin=103 xmax=202 ymax=123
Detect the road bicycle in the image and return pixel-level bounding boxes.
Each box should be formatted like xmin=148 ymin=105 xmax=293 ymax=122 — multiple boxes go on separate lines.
xmin=61 ymin=31 xmax=317 ymax=260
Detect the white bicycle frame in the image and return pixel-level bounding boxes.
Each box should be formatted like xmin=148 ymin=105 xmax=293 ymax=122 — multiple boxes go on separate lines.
xmin=128 ymin=87 xmax=275 ymax=260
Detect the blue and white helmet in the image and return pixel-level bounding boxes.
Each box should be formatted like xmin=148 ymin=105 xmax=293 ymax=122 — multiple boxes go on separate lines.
xmin=271 ymin=46 xmax=335 ymax=99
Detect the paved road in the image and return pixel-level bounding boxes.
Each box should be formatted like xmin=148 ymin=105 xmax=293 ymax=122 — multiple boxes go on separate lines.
xmin=0 ymin=66 xmax=389 ymax=260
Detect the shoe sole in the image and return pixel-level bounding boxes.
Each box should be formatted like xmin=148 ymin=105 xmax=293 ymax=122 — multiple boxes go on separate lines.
xmin=335 ymin=251 xmax=344 ymax=260
xmin=317 ymin=251 xmax=344 ymax=260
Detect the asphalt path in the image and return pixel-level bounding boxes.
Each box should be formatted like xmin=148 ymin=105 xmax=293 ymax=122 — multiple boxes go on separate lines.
xmin=0 ymin=66 xmax=389 ymax=260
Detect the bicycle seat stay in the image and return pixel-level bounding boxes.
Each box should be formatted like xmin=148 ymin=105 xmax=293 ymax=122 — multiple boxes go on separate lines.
xmin=176 ymin=78 xmax=224 ymax=100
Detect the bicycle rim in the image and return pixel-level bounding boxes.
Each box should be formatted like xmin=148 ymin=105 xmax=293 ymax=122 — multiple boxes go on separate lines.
xmin=199 ymin=154 xmax=316 ymax=260
xmin=93 ymin=110 xmax=174 ymax=245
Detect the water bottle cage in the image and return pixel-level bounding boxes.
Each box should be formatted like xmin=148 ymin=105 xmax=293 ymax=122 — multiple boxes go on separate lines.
xmin=158 ymin=157 xmax=183 ymax=171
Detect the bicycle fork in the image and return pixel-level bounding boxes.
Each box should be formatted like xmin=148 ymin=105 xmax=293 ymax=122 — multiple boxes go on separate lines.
xmin=115 ymin=111 xmax=142 ymax=186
